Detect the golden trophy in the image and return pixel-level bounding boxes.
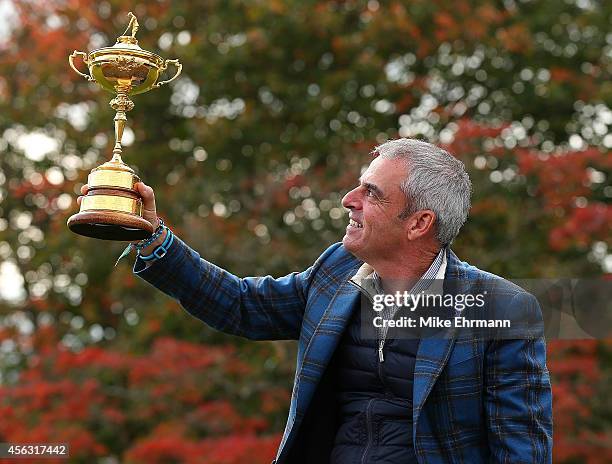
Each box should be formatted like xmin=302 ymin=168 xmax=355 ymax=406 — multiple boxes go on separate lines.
xmin=67 ymin=12 xmax=182 ymax=240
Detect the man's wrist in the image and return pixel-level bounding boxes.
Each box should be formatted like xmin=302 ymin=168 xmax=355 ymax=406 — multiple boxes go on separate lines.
xmin=139 ymin=228 xmax=168 ymax=256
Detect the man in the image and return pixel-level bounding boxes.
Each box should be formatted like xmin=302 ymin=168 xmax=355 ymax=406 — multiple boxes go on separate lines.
xmin=79 ymin=138 xmax=553 ymax=462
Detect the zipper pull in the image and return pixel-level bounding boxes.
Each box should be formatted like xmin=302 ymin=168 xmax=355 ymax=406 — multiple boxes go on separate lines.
xmin=378 ymin=340 xmax=385 ymax=362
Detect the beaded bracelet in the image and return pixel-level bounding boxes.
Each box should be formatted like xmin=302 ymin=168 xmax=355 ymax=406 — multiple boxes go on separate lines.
xmin=114 ymin=218 xmax=167 ymax=267
xmin=134 ymin=217 xmax=166 ymax=250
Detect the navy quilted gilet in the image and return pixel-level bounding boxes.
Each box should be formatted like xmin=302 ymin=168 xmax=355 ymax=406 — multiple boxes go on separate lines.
xmin=330 ymin=306 xmax=419 ymax=464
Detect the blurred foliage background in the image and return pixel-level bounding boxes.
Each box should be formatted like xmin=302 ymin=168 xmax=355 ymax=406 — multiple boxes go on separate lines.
xmin=0 ymin=0 xmax=610 ymax=463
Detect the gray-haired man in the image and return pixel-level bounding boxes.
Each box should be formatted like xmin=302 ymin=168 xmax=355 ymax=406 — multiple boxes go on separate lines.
xmin=79 ymin=138 xmax=553 ymax=463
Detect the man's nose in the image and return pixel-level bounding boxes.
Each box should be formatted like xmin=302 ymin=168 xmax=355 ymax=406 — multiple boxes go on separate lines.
xmin=342 ymin=187 xmax=361 ymax=211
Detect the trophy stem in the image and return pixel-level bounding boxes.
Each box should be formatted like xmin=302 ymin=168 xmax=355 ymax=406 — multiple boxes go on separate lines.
xmin=112 ymin=111 xmax=127 ymax=163
xmin=109 ymin=80 xmax=135 ymax=164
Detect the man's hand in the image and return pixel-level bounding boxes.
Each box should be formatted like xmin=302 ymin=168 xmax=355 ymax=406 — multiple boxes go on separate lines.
xmin=77 ymin=182 xmax=167 ymax=251
xmin=134 ymin=182 xmax=159 ymax=229
xmin=77 ymin=182 xmax=159 ymax=229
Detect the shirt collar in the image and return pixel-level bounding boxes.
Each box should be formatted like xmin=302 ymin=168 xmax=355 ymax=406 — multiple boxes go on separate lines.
xmin=349 ymin=247 xmax=448 ymax=296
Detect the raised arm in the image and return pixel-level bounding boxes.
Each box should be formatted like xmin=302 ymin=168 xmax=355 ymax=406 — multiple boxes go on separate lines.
xmin=134 ymin=234 xmax=325 ymax=341
xmin=78 ymin=182 xmax=336 ymax=341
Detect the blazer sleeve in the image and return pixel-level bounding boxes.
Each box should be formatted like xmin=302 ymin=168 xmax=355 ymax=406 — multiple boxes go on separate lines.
xmin=133 ymin=236 xmax=341 ymax=341
xmin=484 ymin=292 xmax=553 ymax=463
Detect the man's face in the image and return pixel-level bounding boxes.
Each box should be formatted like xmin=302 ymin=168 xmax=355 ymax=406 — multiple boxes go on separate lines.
xmin=341 ymin=156 xmax=409 ymax=262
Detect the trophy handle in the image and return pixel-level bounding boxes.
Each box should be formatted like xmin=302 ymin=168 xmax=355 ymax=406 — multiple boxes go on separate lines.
xmin=153 ymin=59 xmax=182 ymax=88
xmin=69 ymin=51 xmax=94 ymax=81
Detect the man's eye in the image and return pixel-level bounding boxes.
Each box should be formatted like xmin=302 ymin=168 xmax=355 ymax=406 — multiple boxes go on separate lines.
xmin=365 ymin=188 xmax=375 ymax=197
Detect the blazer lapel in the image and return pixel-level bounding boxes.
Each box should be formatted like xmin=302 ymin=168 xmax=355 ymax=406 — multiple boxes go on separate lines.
xmin=277 ymin=278 xmax=361 ymax=462
xmin=295 ymin=280 xmax=361 ymax=412
xmin=413 ymin=338 xmax=456 ymax=424
xmin=413 ymin=249 xmax=474 ymax=428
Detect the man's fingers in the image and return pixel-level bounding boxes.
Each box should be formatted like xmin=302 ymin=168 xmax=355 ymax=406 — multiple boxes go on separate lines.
xmin=135 ymin=182 xmax=156 ymax=211
xmin=136 ymin=182 xmax=155 ymax=202
xmin=76 ymin=196 xmax=82 ymax=206
xmin=80 ymin=184 xmax=89 ymax=195
xmin=135 ymin=182 xmax=159 ymax=229
xmin=136 ymin=181 xmax=153 ymax=199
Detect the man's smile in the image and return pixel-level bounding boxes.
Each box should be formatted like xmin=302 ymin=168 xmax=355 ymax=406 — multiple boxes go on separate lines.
xmin=348 ymin=218 xmax=363 ymax=229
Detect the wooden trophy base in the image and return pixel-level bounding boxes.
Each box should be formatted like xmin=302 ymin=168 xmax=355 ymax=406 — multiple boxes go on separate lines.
xmin=68 ymin=210 xmax=154 ymax=241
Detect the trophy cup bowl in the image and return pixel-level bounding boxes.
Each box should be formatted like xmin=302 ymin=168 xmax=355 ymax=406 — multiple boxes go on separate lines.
xmin=67 ymin=13 xmax=182 ymax=241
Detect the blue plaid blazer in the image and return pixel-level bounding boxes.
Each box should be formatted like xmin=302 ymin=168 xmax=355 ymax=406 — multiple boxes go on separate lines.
xmin=135 ymin=239 xmax=553 ymax=463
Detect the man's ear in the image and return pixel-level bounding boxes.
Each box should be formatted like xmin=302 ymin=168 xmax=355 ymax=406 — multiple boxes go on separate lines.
xmin=404 ymin=210 xmax=436 ymax=240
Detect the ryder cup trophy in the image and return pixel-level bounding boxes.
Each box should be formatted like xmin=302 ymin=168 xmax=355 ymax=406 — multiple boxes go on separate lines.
xmin=67 ymin=12 xmax=182 ymax=240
